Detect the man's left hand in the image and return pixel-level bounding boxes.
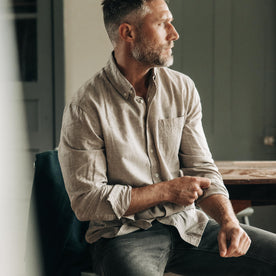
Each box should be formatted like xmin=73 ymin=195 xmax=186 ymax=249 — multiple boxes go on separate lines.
xmin=218 ymin=221 xmax=251 ymax=258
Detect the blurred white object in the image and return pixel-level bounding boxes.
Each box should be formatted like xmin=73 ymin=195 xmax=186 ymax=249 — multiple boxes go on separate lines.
xmin=264 ymin=136 xmax=275 ymax=147
xmin=0 ymin=1 xmax=40 ymax=275
xmin=236 ymin=207 xmax=255 ymax=225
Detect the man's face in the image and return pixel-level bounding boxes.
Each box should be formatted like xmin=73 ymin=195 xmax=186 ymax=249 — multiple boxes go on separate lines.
xmin=131 ymin=0 xmax=179 ymax=67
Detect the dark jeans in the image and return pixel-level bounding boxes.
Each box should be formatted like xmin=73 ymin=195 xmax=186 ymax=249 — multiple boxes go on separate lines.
xmin=89 ymin=220 xmax=276 ymax=276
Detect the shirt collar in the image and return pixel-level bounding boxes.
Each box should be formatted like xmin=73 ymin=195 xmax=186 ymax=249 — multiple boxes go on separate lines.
xmin=104 ymin=52 xmax=157 ymax=100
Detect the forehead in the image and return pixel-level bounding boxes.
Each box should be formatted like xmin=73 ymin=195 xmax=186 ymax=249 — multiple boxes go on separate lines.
xmin=143 ymin=0 xmax=173 ymax=22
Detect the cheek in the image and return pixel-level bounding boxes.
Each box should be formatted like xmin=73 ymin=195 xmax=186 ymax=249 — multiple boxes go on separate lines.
xmin=146 ymin=27 xmax=164 ymax=42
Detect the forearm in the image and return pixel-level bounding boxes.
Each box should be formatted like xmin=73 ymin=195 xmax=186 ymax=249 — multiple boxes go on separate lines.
xmin=125 ymin=176 xmax=211 ymax=216
xmin=124 ymin=182 xmax=168 ymax=216
xmin=198 ymin=194 xmax=239 ymax=226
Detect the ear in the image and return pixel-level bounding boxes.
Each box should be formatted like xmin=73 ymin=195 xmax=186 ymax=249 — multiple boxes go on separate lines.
xmin=118 ymin=23 xmax=135 ymax=42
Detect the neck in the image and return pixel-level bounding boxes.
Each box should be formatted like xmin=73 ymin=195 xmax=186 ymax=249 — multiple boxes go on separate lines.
xmin=114 ymin=48 xmax=152 ymax=99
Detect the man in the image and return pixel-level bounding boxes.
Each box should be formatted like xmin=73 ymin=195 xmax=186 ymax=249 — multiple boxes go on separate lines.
xmin=58 ymin=0 xmax=276 ymax=275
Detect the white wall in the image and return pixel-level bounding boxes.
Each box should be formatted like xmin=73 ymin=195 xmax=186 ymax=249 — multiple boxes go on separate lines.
xmin=63 ymin=0 xmax=112 ymax=103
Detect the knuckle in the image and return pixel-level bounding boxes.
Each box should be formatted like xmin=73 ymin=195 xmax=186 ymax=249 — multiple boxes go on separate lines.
xmin=194 ymin=185 xmax=201 ymax=192
xmin=232 ymin=241 xmax=239 ymax=249
xmin=197 ymin=189 xmax=203 ymax=196
xmin=190 ymin=176 xmax=198 ymax=183
xmin=237 ymin=248 xmax=243 ymax=255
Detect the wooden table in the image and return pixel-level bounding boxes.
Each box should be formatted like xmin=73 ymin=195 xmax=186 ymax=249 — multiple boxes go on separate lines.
xmin=215 ymin=161 xmax=276 ymax=213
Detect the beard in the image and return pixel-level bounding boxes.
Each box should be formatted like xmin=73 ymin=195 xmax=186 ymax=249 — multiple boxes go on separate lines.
xmin=131 ymin=35 xmax=174 ymax=67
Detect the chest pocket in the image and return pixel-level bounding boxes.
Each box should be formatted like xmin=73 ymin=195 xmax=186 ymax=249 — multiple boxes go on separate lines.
xmin=157 ymin=116 xmax=185 ymax=162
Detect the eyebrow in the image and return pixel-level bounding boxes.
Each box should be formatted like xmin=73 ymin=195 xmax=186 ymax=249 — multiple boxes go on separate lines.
xmin=159 ymin=12 xmax=174 ymax=21
xmin=159 ymin=11 xmax=173 ymax=21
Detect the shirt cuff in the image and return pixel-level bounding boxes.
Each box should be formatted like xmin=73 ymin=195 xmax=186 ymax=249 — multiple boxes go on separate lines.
xmin=107 ymin=184 xmax=132 ymax=219
xmin=196 ymin=179 xmax=229 ymax=203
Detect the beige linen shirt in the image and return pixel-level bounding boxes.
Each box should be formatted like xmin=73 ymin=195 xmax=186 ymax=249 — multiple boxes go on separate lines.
xmin=58 ymin=54 xmax=229 ymax=247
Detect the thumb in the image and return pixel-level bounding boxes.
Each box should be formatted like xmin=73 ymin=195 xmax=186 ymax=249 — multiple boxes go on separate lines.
xmin=218 ymin=231 xmax=228 ymax=257
xmin=200 ymin=178 xmax=211 ymax=189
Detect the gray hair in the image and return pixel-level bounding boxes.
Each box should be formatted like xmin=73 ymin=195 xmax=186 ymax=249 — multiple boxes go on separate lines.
xmin=101 ymin=0 xmax=155 ymax=45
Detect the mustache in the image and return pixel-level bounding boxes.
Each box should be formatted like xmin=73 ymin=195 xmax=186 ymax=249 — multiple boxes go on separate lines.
xmin=163 ymin=42 xmax=174 ymax=49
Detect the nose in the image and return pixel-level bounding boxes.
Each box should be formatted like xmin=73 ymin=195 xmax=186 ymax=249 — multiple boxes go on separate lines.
xmin=168 ymin=23 xmax=179 ymax=41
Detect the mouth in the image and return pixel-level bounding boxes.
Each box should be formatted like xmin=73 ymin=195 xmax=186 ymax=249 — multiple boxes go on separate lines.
xmin=166 ymin=46 xmax=173 ymax=55
xmin=166 ymin=43 xmax=174 ymax=53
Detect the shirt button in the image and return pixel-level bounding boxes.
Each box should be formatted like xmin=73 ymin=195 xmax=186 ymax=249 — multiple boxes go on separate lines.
xmin=150 ymin=149 xmax=154 ymax=153
xmin=155 ymin=173 xmax=159 ymax=178
xmin=124 ymin=92 xmax=127 ymax=97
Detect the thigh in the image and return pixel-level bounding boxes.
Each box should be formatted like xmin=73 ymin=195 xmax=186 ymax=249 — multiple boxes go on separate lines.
xmin=167 ymin=220 xmax=276 ymax=276
xmin=90 ymin=222 xmax=172 ymax=276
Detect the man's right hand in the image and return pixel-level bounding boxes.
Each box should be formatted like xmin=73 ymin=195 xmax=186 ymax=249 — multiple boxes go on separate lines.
xmin=165 ymin=176 xmax=211 ymax=206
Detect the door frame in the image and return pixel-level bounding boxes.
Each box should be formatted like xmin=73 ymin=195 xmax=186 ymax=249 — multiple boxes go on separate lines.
xmin=52 ymin=0 xmax=65 ymax=147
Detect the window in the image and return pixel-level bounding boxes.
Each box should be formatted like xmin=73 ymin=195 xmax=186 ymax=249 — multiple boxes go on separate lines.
xmin=10 ymin=0 xmax=37 ymax=81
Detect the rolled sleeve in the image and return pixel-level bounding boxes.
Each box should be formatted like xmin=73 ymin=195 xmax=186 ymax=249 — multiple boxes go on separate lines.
xmin=197 ymin=179 xmax=229 ymax=204
xmin=107 ymin=184 xmax=132 ymax=219
xmin=179 ymin=81 xmax=229 ymax=201
xmin=58 ymin=103 xmax=132 ymax=222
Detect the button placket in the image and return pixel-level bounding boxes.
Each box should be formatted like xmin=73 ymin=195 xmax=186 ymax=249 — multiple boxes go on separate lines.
xmin=146 ymin=134 xmax=161 ymax=183
xmin=145 ymin=83 xmax=161 ymax=183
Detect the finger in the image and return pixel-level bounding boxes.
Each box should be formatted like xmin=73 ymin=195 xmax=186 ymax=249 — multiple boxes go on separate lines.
xmin=218 ymin=231 xmax=228 ymax=257
xmin=225 ymin=233 xmax=241 ymax=257
xmin=237 ymin=233 xmax=251 ymax=256
xmin=245 ymin=233 xmax=251 ymax=252
xmin=196 ymin=188 xmax=203 ymax=197
xmin=199 ymin=178 xmax=211 ymax=189
xmin=192 ymin=191 xmax=199 ymax=200
xmin=244 ymin=235 xmax=251 ymax=254
xmin=228 ymin=230 xmax=252 ymax=257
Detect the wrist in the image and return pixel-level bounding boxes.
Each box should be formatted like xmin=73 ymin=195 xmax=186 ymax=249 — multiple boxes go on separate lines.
xmin=156 ymin=180 xmax=171 ymax=203
xmin=220 ymin=216 xmax=239 ymax=227
xmin=199 ymin=194 xmax=240 ymax=226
